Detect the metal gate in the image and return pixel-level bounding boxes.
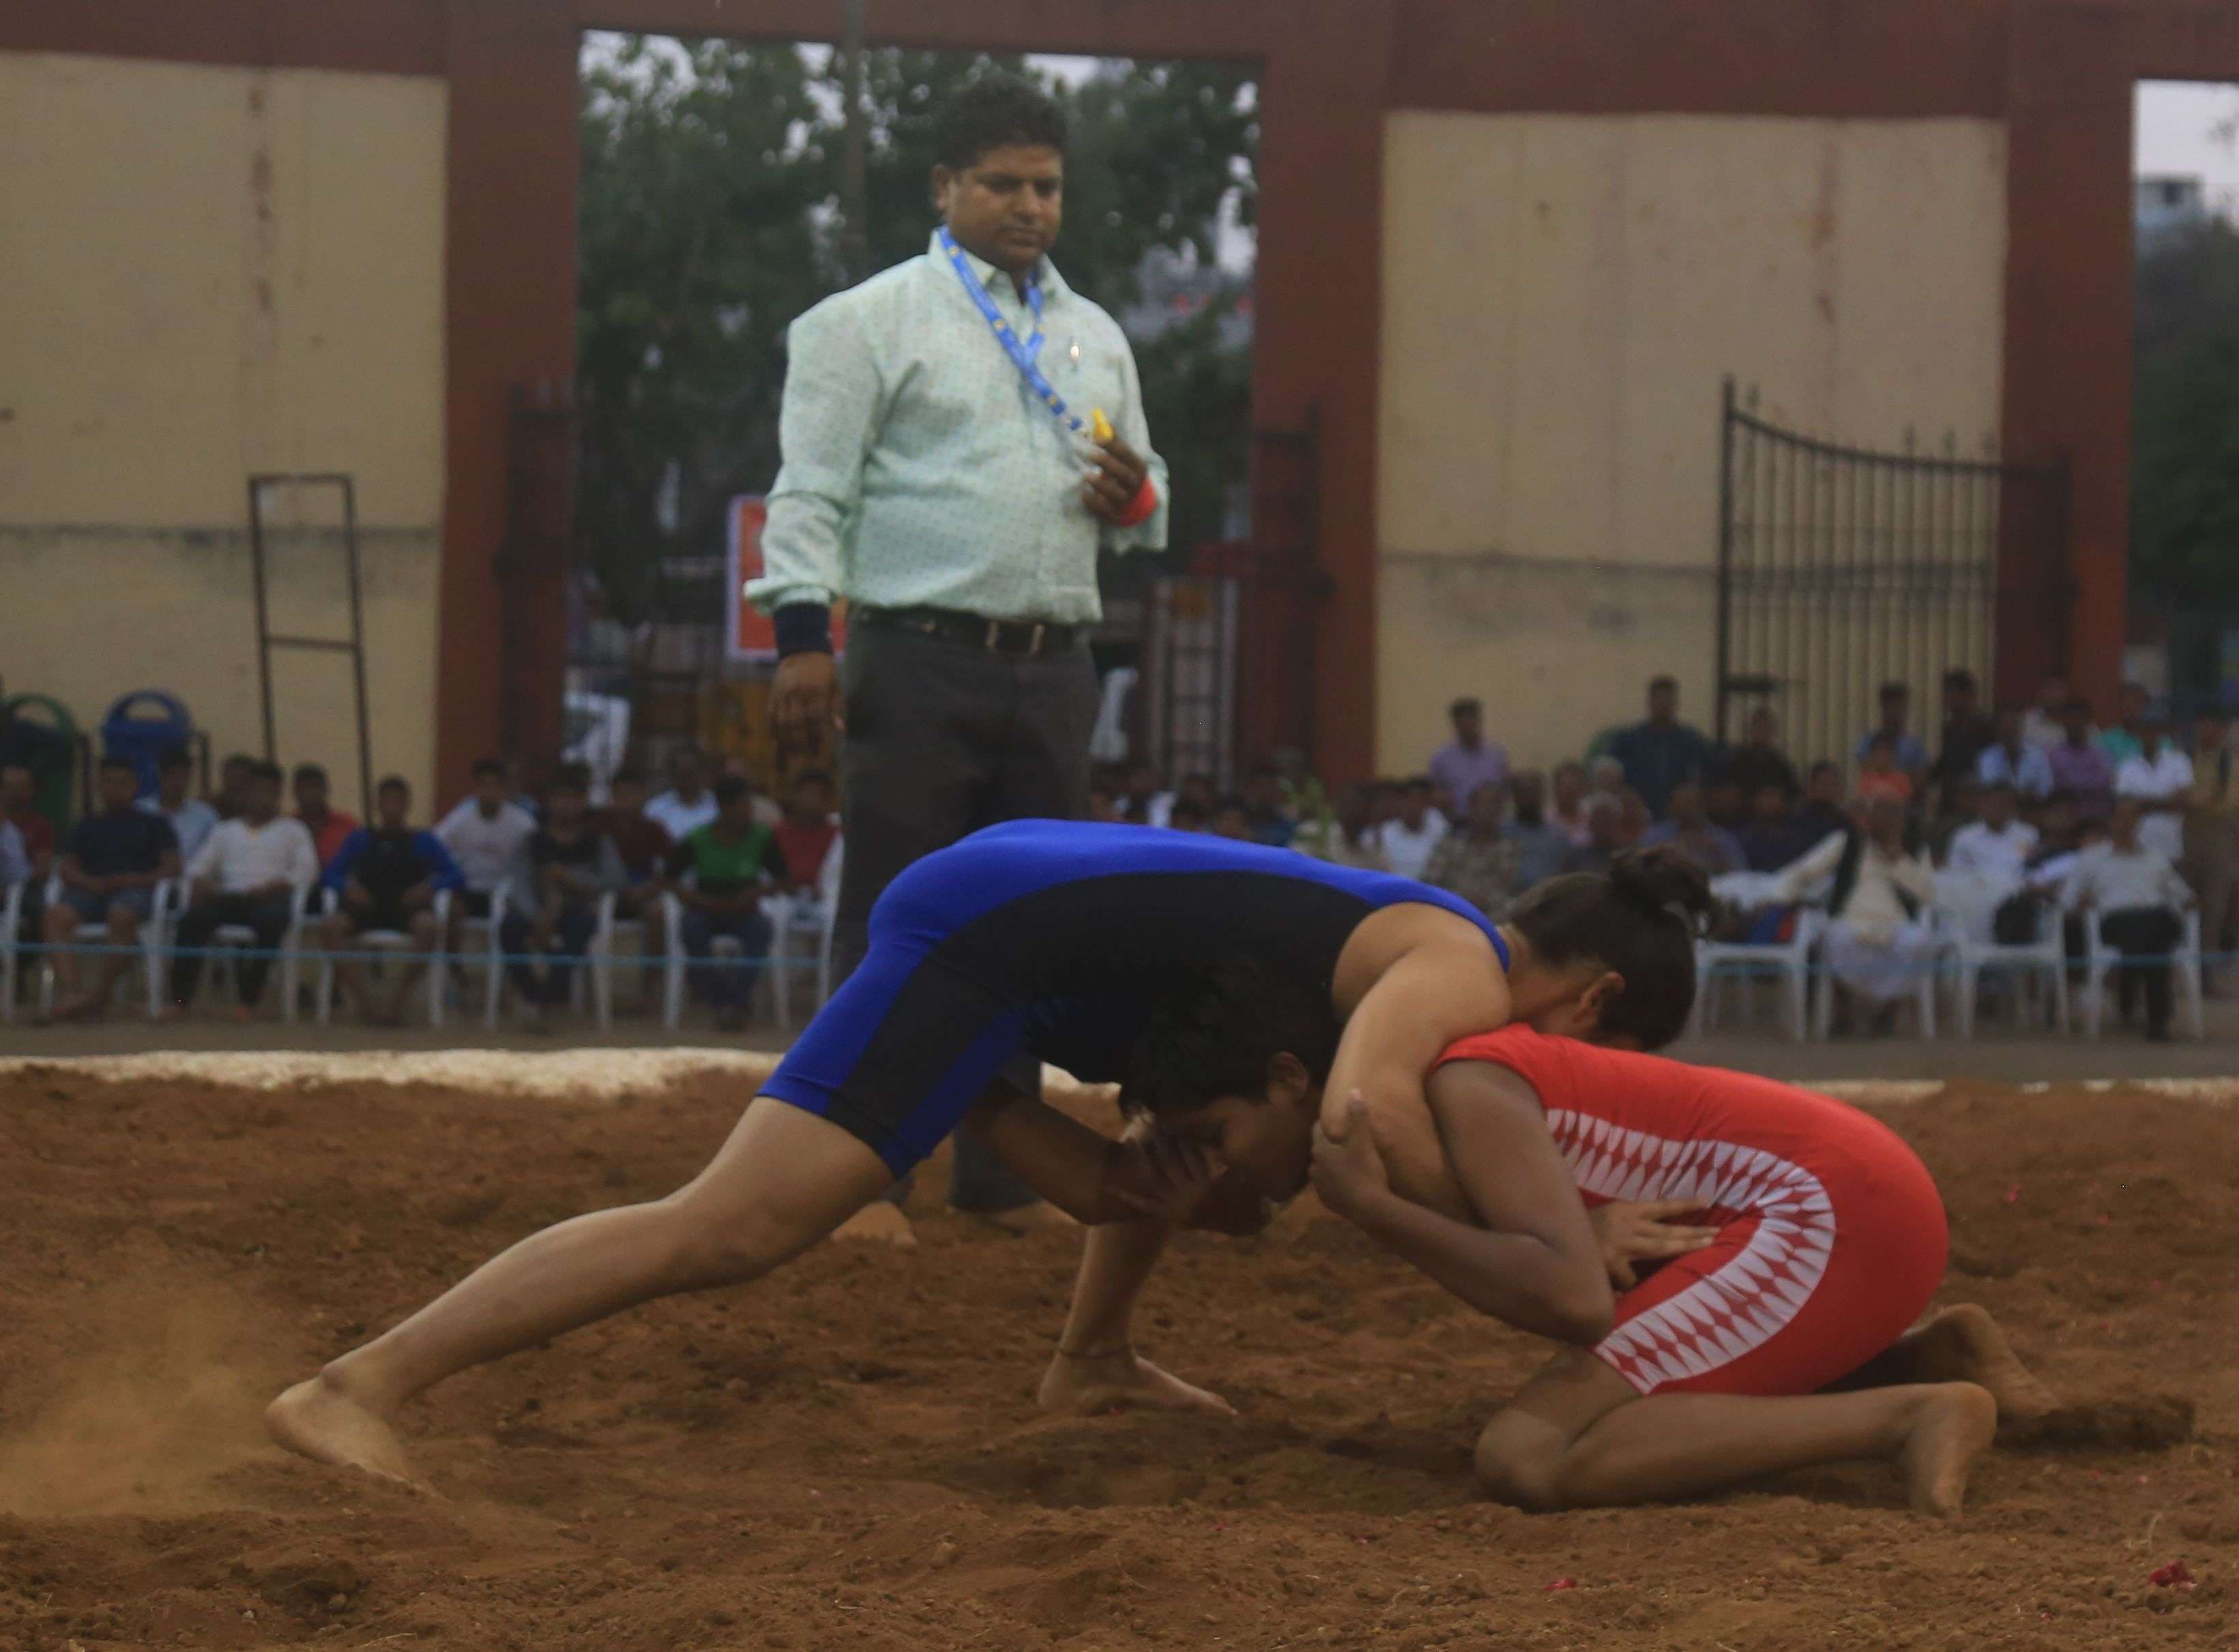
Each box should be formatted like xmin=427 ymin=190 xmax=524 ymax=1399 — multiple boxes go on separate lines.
xmin=1143 ymin=575 xmax=1239 ymax=788
xmin=1715 ymin=378 xmax=2071 ymax=767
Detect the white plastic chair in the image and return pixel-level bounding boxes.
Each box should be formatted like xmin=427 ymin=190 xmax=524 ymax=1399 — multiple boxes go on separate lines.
xmin=0 ymin=880 xmax=25 ymax=1024
xmin=315 ymin=887 xmax=453 ymax=1027
xmin=583 ymin=891 xmax=621 ymax=1030
xmin=487 ymin=886 xmax=615 ymax=1029
xmin=478 ymin=883 xmax=512 ymax=1029
xmin=2082 ymin=907 xmax=2205 ymax=1039
xmin=761 ymin=836 xmax=843 ymax=1033
xmin=1692 ymin=907 xmax=1826 ymax=1042
xmin=1939 ymin=879 xmax=2068 ymax=1037
xmin=660 ymin=887 xmax=767 ymax=1031
xmin=194 ymin=881 xmax=319 ymax=1019
xmin=1811 ymin=918 xmax=1942 ymax=1039
xmin=659 ymin=889 xmax=698 ymax=1030
xmin=594 ymin=892 xmax=657 ymax=1023
xmin=35 ymin=873 xmax=176 ymax=1020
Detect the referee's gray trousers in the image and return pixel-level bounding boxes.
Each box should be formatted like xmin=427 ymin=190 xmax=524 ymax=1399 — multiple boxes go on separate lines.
xmin=830 ymin=616 xmax=1101 ymax=1211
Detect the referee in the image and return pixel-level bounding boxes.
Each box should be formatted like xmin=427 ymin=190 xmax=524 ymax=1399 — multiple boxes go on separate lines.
xmin=750 ymin=76 xmax=1169 ymax=1241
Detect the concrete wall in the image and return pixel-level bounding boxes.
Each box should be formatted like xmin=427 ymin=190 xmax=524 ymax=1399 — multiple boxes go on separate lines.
xmin=1376 ymin=111 xmax=2008 ymax=776
xmin=0 ymin=52 xmax=446 ymax=814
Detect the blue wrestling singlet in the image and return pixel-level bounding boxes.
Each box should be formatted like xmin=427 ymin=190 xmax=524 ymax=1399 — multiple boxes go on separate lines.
xmin=759 ymin=821 xmax=1512 ymax=1174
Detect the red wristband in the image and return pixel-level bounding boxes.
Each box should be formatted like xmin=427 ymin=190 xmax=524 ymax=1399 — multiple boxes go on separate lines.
xmin=1115 ymin=475 xmax=1159 ymax=529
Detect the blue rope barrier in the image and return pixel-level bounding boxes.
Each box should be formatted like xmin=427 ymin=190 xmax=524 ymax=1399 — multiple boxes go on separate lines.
xmin=1697 ymin=954 xmax=2227 ymax=978
xmin=5 ymin=941 xmax=814 ymax=970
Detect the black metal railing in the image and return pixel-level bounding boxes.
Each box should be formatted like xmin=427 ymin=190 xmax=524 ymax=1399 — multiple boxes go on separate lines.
xmin=1715 ymin=378 xmax=2071 ymax=770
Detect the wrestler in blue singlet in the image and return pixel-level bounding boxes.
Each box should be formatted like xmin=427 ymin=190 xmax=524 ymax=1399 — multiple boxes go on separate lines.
xmin=763 ymin=821 xmax=1512 ymax=1174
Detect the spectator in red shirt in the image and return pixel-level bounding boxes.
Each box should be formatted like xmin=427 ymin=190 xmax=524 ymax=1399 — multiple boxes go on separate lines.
xmin=600 ymin=767 xmax=675 ymax=896
xmin=595 ymin=766 xmax=676 ymax=1014
xmin=1854 ymin=733 xmax=1916 ymax=808
xmin=773 ymin=769 xmax=840 ymax=892
xmin=0 ymin=763 xmax=55 ymax=874
xmin=294 ymin=763 xmax=361 ymax=869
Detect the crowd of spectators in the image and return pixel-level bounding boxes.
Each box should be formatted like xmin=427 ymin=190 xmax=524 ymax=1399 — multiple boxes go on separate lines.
xmin=8 ymin=664 xmax=2236 ymax=1042
xmin=1082 ymin=670 xmax=2239 ymax=1042
xmin=2 ymin=746 xmax=840 ymax=1033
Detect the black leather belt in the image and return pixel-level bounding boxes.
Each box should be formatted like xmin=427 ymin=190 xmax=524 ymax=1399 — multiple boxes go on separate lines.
xmin=858 ymin=605 xmax=1079 ymax=658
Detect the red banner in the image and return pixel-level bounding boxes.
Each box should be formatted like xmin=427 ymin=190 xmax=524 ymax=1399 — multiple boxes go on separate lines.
xmin=726 ymin=496 xmax=846 ymax=662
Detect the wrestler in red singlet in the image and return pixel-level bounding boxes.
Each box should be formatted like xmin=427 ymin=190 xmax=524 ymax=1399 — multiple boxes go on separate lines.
xmin=1435 ymin=1024 xmax=1948 ymax=1398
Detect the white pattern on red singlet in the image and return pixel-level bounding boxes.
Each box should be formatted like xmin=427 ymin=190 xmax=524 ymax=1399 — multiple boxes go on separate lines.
xmin=1542 ymin=1109 xmax=1839 ymax=1392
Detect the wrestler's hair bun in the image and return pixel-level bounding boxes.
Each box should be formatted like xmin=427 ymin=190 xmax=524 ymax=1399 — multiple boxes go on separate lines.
xmin=1608 ymin=846 xmax=1716 ymax=936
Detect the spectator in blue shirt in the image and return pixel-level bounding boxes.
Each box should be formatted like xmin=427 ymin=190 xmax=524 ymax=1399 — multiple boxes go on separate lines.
xmin=1976 ymin=707 xmax=2055 ymax=801
xmin=319 ymin=775 xmax=465 ymax=1025
xmin=138 ymin=748 xmax=220 ymax=863
xmin=1855 ymin=681 xmax=1931 ymax=780
xmin=1607 ymin=675 xmax=1714 ymax=821
xmin=1242 ymin=764 xmax=1297 ymax=849
xmin=1502 ymin=771 xmax=1573 ymax=891
xmin=0 ymin=814 xmax=27 ymax=889
xmin=42 ymin=755 xmax=181 ymax=1020
xmin=1739 ymin=783 xmax=1814 ymax=872
xmin=1639 ymin=780 xmax=1744 ymax=877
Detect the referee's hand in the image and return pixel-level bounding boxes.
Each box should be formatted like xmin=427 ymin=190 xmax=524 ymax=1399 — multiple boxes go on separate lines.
xmin=773 ymin=651 xmax=843 ymax=753
xmin=1082 ymin=434 xmax=1148 ymax=522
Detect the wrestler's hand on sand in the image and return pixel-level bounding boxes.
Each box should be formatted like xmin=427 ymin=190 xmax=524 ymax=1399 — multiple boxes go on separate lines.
xmin=1105 ymin=1130 xmax=1224 ymax=1224
xmin=1587 ymin=1198 xmax=1720 ymax=1289
xmin=1037 ymin=1346 xmax=1237 ymax=1417
xmin=1308 ymin=1094 xmax=1389 ymax=1219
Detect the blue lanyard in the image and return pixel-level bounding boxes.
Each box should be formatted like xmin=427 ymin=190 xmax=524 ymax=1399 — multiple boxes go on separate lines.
xmin=936 ymin=226 xmax=1084 ymax=434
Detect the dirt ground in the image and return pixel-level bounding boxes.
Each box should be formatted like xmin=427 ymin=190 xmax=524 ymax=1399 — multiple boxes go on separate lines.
xmin=0 ymin=1061 xmax=2232 ymax=1652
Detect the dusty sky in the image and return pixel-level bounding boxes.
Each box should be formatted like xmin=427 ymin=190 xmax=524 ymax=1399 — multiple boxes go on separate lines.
xmin=2135 ymin=80 xmax=2239 ymax=216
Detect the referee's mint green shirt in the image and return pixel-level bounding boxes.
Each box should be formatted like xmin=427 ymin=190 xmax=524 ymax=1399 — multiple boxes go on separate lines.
xmin=748 ymin=230 xmax=1169 ymax=627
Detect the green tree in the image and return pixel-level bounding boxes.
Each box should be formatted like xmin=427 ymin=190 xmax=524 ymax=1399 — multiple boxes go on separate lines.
xmin=2130 ymin=218 xmax=2239 ymax=608
xmin=576 ymin=38 xmax=827 ymax=620
xmin=576 ymin=44 xmax=1258 ymax=621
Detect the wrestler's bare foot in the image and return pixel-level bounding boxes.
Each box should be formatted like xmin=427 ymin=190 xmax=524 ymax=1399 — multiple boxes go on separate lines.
xmin=1907 ymin=1304 xmax=2060 ymax=1423
xmin=980 ymin=1200 xmax=1079 ymax=1236
xmin=1038 ymin=1348 xmax=1236 ymax=1417
xmin=832 ymin=1202 xmax=917 ymax=1247
xmin=1895 ymin=1382 xmax=1997 ymax=1518
xmin=265 ymin=1372 xmax=420 ymax=1488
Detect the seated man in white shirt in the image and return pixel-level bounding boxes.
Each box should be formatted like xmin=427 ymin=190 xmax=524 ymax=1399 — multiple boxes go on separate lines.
xmin=2113 ymin=718 xmax=2193 ymax=867
xmin=2065 ymin=797 xmax=2194 ymax=1041
xmin=1941 ymin=781 xmax=2042 ymax=947
xmin=168 ymin=760 xmax=321 ymax=1019
xmin=1377 ymin=776 xmax=1450 ymax=881
xmin=1946 ymin=780 xmax=2039 ymax=886
xmin=1774 ymin=797 xmax=1937 ymax=1033
xmin=435 ymin=757 xmax=540 ymax=921
xmin=643 ymin=748 xmax=720 ymax=844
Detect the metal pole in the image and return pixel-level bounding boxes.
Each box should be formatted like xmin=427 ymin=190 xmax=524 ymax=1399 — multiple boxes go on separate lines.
xmin=247 ymin=477 xmax=277 ymax=762
xmin=1714 ymin=376 xmax=1736 ymax=746
xmin=1298 ymin=405 xmax=1322 ymax=771
xmin=2049 ymin=449 xmax=2076 ymax=688
xmin=340 ymin=477 xmax=375 ymax=814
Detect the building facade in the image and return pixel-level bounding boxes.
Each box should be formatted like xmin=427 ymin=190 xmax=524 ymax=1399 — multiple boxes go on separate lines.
xmin=3 ymin=0 xmax=2225 ymax=798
